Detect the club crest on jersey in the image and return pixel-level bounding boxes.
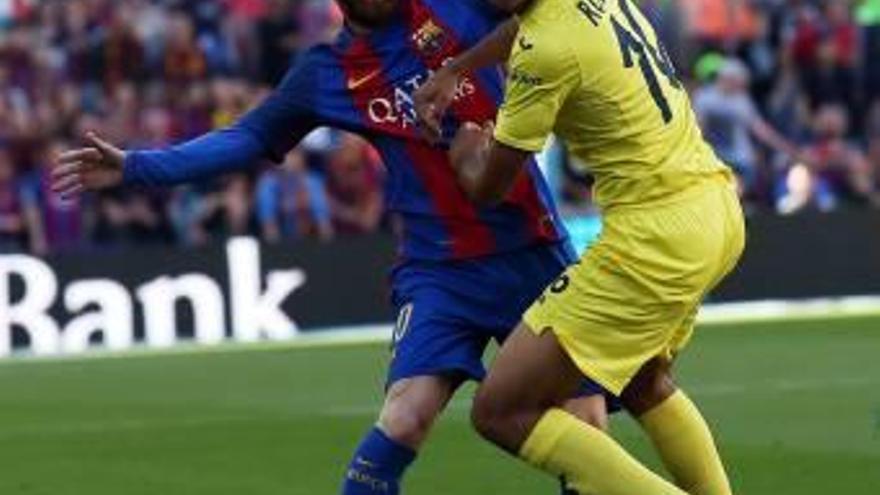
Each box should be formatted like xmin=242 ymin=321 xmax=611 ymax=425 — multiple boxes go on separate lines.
xmin=412 ymin=19 xmax=446 ymax=56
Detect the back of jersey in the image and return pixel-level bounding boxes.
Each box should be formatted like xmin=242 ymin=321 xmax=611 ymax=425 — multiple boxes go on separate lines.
xmin=495 ymin=0 xmax=731 ymax=212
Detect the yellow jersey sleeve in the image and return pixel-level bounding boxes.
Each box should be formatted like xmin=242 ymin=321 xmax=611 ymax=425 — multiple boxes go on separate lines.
xmin=494 ymin=31 xmax=580 ymax=152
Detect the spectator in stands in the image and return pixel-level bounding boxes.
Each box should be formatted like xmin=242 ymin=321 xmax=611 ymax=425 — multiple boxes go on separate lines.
xmin=163 ymin=12 xmax=207 ymax=85
xmin=681 ymin=0 xmax=761 ymax=52
xmin=168 ymin=183 xmax=218 ymax=248
xmin=220 ymin=174 xmax=254 ymax=237
xmin=0 ymin=145 xmax=33 ymax=252
xmin=693 ymin=59 xmax=800 ymax=193
xmin=775 ymin=162 xmax=837 ymax=215
xmin=1 ymin=0 xmax=878 ymax=256
xmin=868 ymin=101 xmax=880 ymax=190
xmin=800 ymin=104 xmax=878 ymax=207
xmin=860 ymin=0 xmax=880 ymax=103
xmin=256 ymin=148 xmax=333 ymax=243
xmin=21 ymin=139 xmax=88 ymax=254
xmin=325 ymin=134 xmax=384 ymax=235
xmin=257 ymin=0 xmax=301 ymax=85
xmin=791 ymin=2 xmax=859 ymax=112
xmin=765 ymin=52 xmax=811 ymax=144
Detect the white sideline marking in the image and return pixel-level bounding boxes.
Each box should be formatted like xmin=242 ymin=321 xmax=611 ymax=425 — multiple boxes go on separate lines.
xmin=1 ymin=296 xmax=879 ymax=365
xmin=698 ymin=295 xmax=880 ymax=325
xmin=1 ymin=375 xmax=876 ymax=439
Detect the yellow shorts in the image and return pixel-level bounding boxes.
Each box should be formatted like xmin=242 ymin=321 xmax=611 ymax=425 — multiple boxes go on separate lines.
xmin=524 ymin=178 xmax=746 ymax=396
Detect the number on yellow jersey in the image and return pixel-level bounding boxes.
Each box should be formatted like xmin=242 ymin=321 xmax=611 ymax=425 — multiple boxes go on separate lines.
xmin=609 ymin=0 xmax=681 ymax=123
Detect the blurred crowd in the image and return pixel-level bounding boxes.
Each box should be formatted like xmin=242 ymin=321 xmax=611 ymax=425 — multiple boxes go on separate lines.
xmin=0 ymin=0 xmax=387 ymax=255
xmin=1 ymin=0 xmax=879 ymax=256
xmin=557 ymin=0 xmax=880 ymax=217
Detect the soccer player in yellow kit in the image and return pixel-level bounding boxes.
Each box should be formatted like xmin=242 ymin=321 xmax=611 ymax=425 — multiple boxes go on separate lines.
xmin=414 ymin=0 xmax=745 ymax=494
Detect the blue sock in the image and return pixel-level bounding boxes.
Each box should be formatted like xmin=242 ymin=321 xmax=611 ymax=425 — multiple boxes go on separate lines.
xmin=340 ymin=427 xmax=416 ymax=495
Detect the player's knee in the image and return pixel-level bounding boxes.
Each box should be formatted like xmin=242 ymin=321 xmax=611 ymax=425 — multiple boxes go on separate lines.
xmin=621 ymin=357 xmax=677 ymax=416
xmin=378 ymin=400 xmax=437 ymax=447
xmin=565 ymin=396 xmax=609 ymax=431
xmin=470 ymin=385 xmax=519 ymax=447
xmin=470 ymin=389 xmax=501 ymax=442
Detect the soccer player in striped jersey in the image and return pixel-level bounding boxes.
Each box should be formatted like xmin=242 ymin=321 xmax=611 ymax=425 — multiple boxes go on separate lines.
xmin=51 ymin=1 xmax=610 ymax=494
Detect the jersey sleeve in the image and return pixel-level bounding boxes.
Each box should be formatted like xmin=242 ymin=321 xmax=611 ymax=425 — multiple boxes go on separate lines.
xmin=237 ymin=53 xmax=323 ymax=161
xmin=493 ymin=32 xmax=580 ymax=152
xmin=123 ymin=55 xmax=321 ymax=187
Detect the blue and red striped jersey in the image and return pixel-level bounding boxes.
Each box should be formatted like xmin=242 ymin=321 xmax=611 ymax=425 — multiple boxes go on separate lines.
xmin=125 ymin=0 xmax=568 ymax=261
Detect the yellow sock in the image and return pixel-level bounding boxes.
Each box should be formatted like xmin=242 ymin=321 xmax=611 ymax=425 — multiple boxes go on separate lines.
xmin=520 ymin=408 xmax=687 ymax=495
xmin=638 ymin=391 xmax=732 ymax=495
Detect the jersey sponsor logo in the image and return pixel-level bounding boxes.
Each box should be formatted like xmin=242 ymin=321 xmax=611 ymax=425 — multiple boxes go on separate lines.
xmin=346 ymin=468 xmax=389 ymax=491
xmin=364 ymin=66 xmax=476 ymax=131
xmin=412 ymin=19 xmax=447 ymax=56
xmin=355 ymin=457 xmax=379 ymax=469
xmin=509 ymin=68 xmax=543 ymax=87
xmin=348 ymin=69 xmax=383 ymax=90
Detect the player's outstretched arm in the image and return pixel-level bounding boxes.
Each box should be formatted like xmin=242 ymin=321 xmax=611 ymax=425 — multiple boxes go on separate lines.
xmin=414 ymin=18 xmax=519 ymax=141
xmin=51 ymin=125 xmax=269 ymax=197
xmin=53 ymin=58 xmax=320 ymax=197
xmin=448 ymin=122 xmax=531 ymax=207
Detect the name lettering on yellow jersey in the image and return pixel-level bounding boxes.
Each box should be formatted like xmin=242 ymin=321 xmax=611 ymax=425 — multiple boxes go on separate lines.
xmin=577 ymin=0 xmax=608 ymax=26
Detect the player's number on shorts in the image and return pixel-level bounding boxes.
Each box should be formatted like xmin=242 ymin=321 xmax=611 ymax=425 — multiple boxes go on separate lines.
xmin=392 ymin=303 xmax=414 ymax=351
xmin=538 ymin=273 xmax=570 ymax=304
xmin=611 ymin=0 xmax=681 ymax=124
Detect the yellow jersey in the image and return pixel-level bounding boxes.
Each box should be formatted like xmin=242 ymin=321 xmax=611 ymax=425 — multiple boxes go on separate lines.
xmin=494 ymin=0 xmax=731 ymax=211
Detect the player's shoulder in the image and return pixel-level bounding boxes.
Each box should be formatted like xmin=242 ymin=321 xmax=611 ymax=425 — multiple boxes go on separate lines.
xmin=294 ymin=43 xmax=338 ymax=72
xmin=508 ymin=17 xmax=579 ymax=80
xmin=275 ymin=43 xmax=340 ymax=93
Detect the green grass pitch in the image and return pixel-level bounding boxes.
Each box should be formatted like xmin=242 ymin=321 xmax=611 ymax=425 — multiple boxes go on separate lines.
xmin=0 ymin=316 xmax=878 ymax=494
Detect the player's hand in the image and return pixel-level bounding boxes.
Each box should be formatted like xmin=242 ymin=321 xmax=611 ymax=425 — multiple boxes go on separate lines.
xmin=449 ymin=121 xmax=493 ymax=172
xmin=52 ymin=132 xmax=126 ymax=198
xmin=414 ymin=65 xmax=460 ymax=143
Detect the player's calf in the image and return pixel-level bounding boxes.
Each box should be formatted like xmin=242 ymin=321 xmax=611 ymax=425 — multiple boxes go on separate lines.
xmin=340 ymin=376 xmax=456 ymax=495
xmin=623 ymin=358 xmax=733 ymax=495
xmin=378 ymin=377 xmax=454 ymax=448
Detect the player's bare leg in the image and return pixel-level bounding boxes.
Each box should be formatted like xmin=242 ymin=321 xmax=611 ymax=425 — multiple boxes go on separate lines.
xmin=623 ymin=358 xmax=733 ymax=495
xmin=471 ymin=325 xmax=585 ymax=451
xmin=378 ymin=375 xmax=459 ymax=449
xmin=342 ymin=359 xmax=608 ymax=495
xmin=565 ymin=394 xmax=609 ymax=432
xmin=472 ymin=323 xmax=687 ymax=495
xmin=619 ymin=357 xmax=676 ymax=415
xmin=340 ymin=375 xmax=456 ymax=495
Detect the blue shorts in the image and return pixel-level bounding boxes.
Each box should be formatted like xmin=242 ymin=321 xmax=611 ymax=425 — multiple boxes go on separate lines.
xmin=388 ymin=242 xmax=612 ymax=403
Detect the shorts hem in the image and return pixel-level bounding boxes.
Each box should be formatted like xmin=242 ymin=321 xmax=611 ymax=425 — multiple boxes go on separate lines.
xmin=522 ymin=317 xmax=630 ymax=397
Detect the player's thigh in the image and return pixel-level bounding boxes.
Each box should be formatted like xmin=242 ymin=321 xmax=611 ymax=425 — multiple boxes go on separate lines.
xmin=476 ymin=323 xmax=584 ymax=421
